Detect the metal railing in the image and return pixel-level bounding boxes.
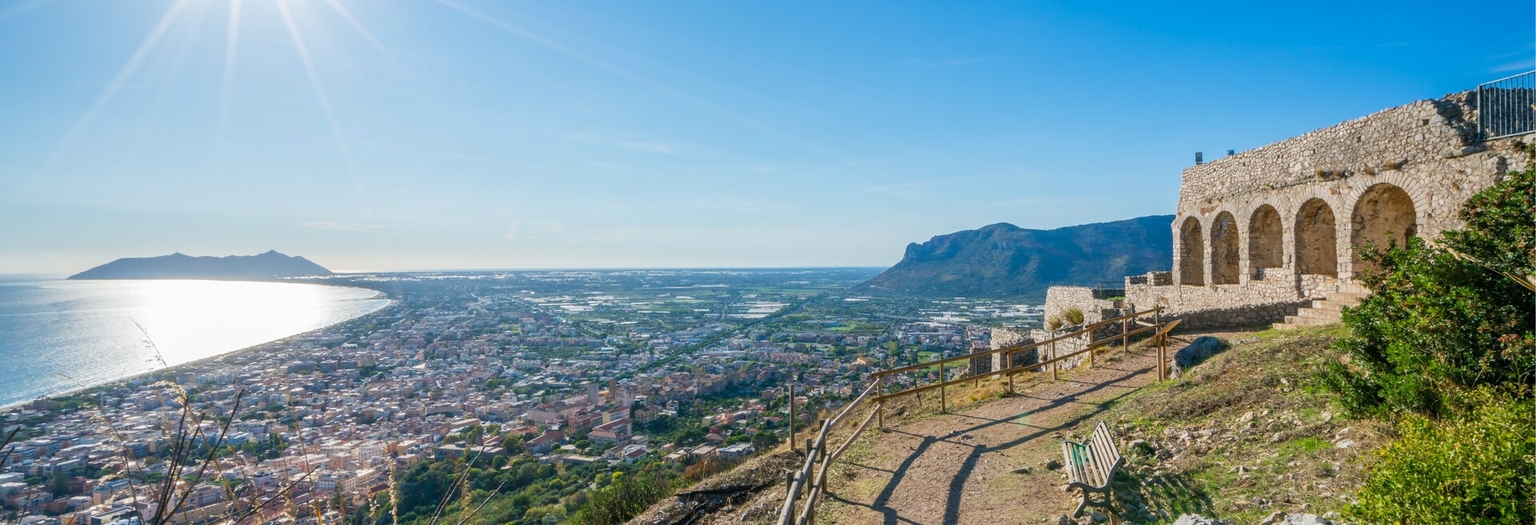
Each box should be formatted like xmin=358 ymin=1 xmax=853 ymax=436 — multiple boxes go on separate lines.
xmin=1478 ymin=69 xmax=1536 ymax=141
xmin=777 ymin=308 xmax=1181 ymax=524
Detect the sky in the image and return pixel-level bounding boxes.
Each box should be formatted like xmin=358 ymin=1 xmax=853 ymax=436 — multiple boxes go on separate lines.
xmin=0 ymin=1 xmax=1532 ymax=274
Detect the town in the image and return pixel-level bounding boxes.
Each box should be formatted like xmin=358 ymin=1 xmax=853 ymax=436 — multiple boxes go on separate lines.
xmin=0 ymin=269 xmax=1041 ymax=524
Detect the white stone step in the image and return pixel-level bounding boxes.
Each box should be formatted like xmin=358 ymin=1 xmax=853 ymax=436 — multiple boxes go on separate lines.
xmin=1337 ymin=282 xmax=1371 ymax=295
xmin=1282 ymin=314 xmax=1337 ymax=326
xmin=1296 ymin=308 xmax=1341 ymax=321
xmin=1325 ymin=291 xmax=1368 ymax=305
xmin=1310 ymin=300 xmax=1347 ymax=311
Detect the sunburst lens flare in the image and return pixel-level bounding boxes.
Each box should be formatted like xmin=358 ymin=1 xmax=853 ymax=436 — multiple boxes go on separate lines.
xmin=218 ymin=0 xmax=242 ymax=151
xmin=277 ymin=0 xmax=373 ymax=215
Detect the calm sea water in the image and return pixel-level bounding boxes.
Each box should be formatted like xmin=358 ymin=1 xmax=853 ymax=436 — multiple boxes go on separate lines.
xmin=0 ymin=278 xmax=390 ymax=407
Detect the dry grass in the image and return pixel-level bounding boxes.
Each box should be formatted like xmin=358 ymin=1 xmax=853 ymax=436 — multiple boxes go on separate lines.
xmin=1099 ymin=326 xmax=1388 ymax=523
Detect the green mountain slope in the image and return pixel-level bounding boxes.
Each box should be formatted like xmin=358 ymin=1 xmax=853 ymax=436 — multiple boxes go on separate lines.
xmin=861 ymin=215 xmax=1174 ymax=300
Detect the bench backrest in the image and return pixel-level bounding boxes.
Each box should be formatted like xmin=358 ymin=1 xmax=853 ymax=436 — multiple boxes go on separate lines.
xmin=1088 ymin=422 xmax=1122 ymax=477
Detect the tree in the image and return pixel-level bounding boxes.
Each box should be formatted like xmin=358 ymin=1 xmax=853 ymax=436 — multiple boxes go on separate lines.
xmin=48 ymin=472 xmax=69 ymax=497
xmin=751 ymin=430 xmax=778 ymax=451
xmin=500 ymin=434 xmax=524 ymax=456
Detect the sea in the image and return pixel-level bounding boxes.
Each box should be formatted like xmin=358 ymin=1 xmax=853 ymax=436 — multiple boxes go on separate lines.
xmin=0 ymin=277 xmax=390 ymax=408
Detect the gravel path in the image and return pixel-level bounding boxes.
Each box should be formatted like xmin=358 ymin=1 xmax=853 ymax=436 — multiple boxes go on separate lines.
xmin=817 ymin=345 xmax=1167 ymax=524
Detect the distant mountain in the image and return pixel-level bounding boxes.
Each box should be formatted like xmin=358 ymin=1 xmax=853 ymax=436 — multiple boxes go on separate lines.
xmin=861 ymin=215 xmax=1175 ymax=300
xmin=68 ymin=250 xmax=333 ymax=281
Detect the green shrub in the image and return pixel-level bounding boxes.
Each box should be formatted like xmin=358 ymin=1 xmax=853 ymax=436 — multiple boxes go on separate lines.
xmin=570 ymin=469 xmax=673 ymax=525
xmin=1326 ymin=150 xmax=1534 ymax=417
xmin=1347 ymin=396 xmax=1535 ymax=524
xmin=1046 ymin=316 xmax=1063 ymax=331
xmin=1062 ymin=308 xmax=1085 ymax=326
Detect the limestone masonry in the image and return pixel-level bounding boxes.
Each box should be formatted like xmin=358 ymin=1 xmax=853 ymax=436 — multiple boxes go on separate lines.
xmin=997 ymin=89 xmax=1531 ymax=356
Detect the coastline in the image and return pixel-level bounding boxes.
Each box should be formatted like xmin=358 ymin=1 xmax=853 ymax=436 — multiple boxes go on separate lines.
xmin=0 ymin=284 xmax=396 ymax=413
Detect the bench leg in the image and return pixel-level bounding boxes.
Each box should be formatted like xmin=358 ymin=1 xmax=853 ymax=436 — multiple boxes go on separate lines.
xmin=1072 ymin=487 xmax=1112 ymax=518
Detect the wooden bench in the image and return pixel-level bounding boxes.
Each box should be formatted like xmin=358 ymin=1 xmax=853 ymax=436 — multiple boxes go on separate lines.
xmin=1061 ymin=422 xmax=1123 ymax=517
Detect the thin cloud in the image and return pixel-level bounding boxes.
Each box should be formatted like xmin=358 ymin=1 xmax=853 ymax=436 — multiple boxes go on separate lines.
xmin=697 ymin=198 xmax=788 ymax=213
xmin=0 ymin=0 xmax=54 ymax=20
xmin=303 ymin=221 xmax=378 ymax=232
xmin=860 ymin=177 xmax=969 ymax=197
xmin=1490 ymin=58 xmax=1535 ymax=74
xmin=618 ymin=141 xmax=690 ymax=158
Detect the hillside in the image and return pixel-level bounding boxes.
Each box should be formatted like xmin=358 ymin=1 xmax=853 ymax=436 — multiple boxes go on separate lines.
xmin=637 ymin=327 xmax=1377 ymax=524
xmin=68 ymin=250 xmax=333 ymax=280
xmin=861 ymin=215 xmax=1174 ymax=300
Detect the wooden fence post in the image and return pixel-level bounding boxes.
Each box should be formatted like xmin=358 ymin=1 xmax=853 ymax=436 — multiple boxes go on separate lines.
xmin=938 ymin=361 xmax=946 ymax=413
xmin=876 ymin=376 xmax=885 ymax=429
xmin=789 ymin=384 xmax=796 ymax=452
xmin=1050 ymin=339 xmax=1058 ymax=381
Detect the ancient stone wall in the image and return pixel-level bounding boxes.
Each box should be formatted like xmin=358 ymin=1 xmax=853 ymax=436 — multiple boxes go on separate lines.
xmin=1042 ymin=286 xmax=1121 ymax=327
xmin=1172 ymin=92 xmax=1528 ymax=285
xmin=1043 ymin=90 xmax=1532 ymax=331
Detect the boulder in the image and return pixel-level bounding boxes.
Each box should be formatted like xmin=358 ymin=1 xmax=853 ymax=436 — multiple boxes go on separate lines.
xmin=1170 ymin=336 xmax=1227 ymax=378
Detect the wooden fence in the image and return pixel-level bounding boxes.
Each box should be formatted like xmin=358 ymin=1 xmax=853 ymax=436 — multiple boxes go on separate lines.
xmin=776 ymin=307 xmax=1180 ymax=524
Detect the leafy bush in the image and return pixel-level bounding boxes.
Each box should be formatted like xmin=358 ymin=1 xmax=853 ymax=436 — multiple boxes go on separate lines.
xmin=1347 ymin=396 xmax=1534 ymax=524
xmin=570 ymin=469 xmax=673 ymax=525
xmin=1326 ymin=150 xmax=1534 ymax=417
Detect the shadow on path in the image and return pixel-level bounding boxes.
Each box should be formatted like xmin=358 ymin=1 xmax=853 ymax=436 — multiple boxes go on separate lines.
xmin=842 ymin=363 xmax=1157 ymax=525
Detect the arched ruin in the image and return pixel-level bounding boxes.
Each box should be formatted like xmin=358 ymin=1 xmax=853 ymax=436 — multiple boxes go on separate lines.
xmin=1179 ymin=217 xmax=1204 ymax=285
xmin=1350 ymin=183 xmax=1417 ymax=273
xmin=1247 ymin=205 xmax=1283 ymax=279
xmin=1295 ymin=199 xmax=1338 ymax=277
xmin=1210 ymin=212 xmax=1240 ymax=285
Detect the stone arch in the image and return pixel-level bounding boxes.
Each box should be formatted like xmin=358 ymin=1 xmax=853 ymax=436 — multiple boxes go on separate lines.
xmin=1350 ymin=183 xmax=1417 ymax=271
xmin=1295 ymin=198 xmax=1338 ymax=277
xmin=1248 ymin=205 xmax=1283 ymax=278
xmin=1179 ymin=217 xmax=1205 ymax=285
xmin=1210 ymin=212 xmax=1240 ymax=284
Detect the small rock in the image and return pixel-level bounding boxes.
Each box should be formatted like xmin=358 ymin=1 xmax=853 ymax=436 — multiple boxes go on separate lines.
xmin=1088 ymin=510 xmax=1108 ymax=523
xmin=1044 ymin=459 xmax=1063 ymax=470
xmin=1012 ymin=466 xmax=1033 ymax=475
xmin=1270 ymin=432 xmax=1285 ymax=443
xmin=1320 ymin=411 xmax=1332 ymax=423
xmin=1284 ymin=513 xmax=1333 ymax=525
xmin=1335 ymin=427 xmax=1350 ymax=438
xmin=1237 ymin=411 xmax=1255 ymax=424
xmin=1335 ymin=439 xmax=1355 ymax=449
xmin=1048 ymin=516 xmax=1071 ymax=525
xmin=1259 ymin=511 xmax=1287 ymax=525
xmin=1172 ymin=514 xmax=1231 ymax=525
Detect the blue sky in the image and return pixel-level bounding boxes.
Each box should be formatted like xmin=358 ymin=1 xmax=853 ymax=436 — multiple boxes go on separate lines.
xmin=1 ymin=0 xmax=1531 ymax=273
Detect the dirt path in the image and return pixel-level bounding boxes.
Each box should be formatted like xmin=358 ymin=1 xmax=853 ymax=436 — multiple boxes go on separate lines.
xmin=817 ymin=345 xmax=1169 ymax=524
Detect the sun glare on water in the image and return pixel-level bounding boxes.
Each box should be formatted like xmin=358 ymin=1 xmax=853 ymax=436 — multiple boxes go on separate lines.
xmin=131 ymin=280 xmax=336 ymax=364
